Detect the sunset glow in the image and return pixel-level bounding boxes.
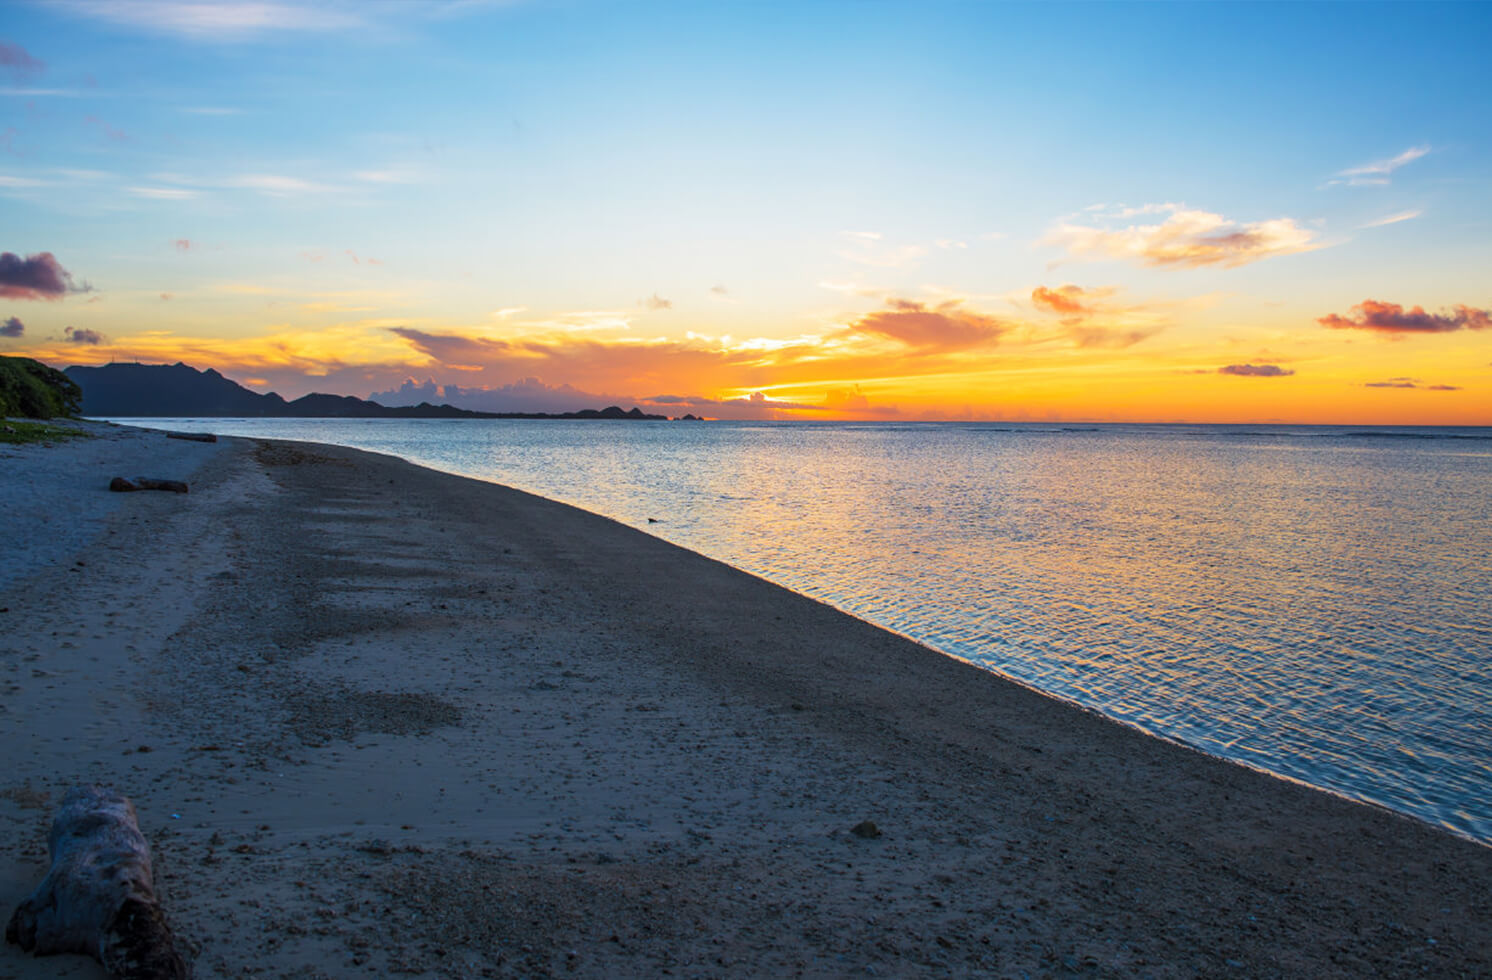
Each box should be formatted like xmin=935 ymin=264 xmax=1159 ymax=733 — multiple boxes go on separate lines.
xmin=2 ymin=2 xmax=1489 ymax=422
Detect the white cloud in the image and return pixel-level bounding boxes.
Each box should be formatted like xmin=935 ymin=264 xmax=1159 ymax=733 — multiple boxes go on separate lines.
xmin=1046 ymin=205 xmax=1320 ymax=269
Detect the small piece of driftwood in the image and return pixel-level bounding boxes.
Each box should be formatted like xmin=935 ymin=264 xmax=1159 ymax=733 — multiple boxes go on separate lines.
xmin=6 ymin=786 xmax=188 ymax=979
xmin=165 ymin=432 xmax=217 ymax=443
xmin=109 ymin=477 xmax=189 ymax=494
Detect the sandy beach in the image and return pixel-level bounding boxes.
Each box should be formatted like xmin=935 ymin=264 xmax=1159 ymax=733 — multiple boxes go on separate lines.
xmin=2 ymin=421 xmax=1489 ymax=979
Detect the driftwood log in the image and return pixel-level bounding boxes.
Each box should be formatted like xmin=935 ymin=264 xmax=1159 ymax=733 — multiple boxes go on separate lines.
xmin=5 ymin=786 xmax=188 ymax=979
xmin=109 ymin=477 xmax=189 ymax=494
xmin=164 ymin=432 xmax=216 ymax=443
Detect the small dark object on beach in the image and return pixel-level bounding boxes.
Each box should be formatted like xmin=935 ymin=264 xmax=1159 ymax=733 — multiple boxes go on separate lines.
xmin=109 ymin=477 xmax=189 ymax=494
xmin=851 ymin=820 xmax=882 ymax=839
xmin=165 ymin=431 xmax=216 ymax=443
xmin=5 ymin=785 xmax=188 ymax=979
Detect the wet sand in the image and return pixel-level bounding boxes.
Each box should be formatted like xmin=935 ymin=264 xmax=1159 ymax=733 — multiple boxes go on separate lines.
xmin=2 ymin=423 xmax=1489 ymax=978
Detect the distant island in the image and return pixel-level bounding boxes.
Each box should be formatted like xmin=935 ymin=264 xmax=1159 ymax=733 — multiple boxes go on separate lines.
xmin=62 ymin=362 xmax=673 ymax=420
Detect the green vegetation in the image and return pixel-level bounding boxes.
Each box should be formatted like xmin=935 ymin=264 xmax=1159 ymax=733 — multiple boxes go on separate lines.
xmin=0 ymin=356 xmax=83 ymax=420
xmin=0 ymin=419 xmax=91 ymax=445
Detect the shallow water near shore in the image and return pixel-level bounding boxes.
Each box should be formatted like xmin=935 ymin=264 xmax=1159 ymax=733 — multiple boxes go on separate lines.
xmin=122 ymin=418 xmax=1492 ymax=843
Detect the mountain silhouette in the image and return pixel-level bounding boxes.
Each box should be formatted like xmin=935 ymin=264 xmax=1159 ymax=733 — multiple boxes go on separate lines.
xmin=64 ymin=362 xmax=669 ymax=420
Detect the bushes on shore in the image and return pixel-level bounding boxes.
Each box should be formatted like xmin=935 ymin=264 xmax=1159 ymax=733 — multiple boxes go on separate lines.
xmin=0 ymin=356 xmax=82 ymax=419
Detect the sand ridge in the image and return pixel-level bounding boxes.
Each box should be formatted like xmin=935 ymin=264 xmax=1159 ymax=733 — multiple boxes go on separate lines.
xmin=2 ymin=425 xmax=1489 ymax=978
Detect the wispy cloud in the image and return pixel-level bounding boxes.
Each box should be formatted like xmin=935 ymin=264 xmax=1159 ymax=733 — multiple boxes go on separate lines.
xmin=1359 ymin=209 xmax=1422 ymax=229
xmin=1319 ymin=299 xmax=1490 ymax=334
xmin=53 ymin=1 xmax=366 ymax=40
xmin=223 ymin=173 xmax=327 ymax=195
xmin=642 ymin=292 xmax=672 ymax=311
xmin=1331 ymin=145 xmax=1430 ymax=187
xmin=837 ymin=231 xmax=928 ymax=268
xmin=0 ymin=86 xmax=89 ymax=97
xmin=0 ymin=42 xmax=45 ymax=83
xmin=134 ymin=171 xmax=338 ymax=199
xmin=1046 ymin=205 xmax=1319 ymax=269
xmin=85 ymin=115 xmax=129 ymax=143
xmin=817 ymin=280 xmax=886 ymax=298
xmin=353 ymin=168 xmax=421 ymax=184
xmin=179 ymin=106 xmax=243 ymax=116
xmin=1028 ymin=283 xmax=1167 ymax=348
xmin=505 ymin=310 xmax=634 ymax=333
xmin=0 ymin=174 xmax=46 ymax=188
xmin=128 ymin=186 xmax=200 ymax=200
xmin=1364 ymin=377 xmax=1460 ymax=391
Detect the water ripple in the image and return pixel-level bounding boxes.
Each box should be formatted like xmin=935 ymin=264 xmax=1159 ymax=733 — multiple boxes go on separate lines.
xmin=137 ymin=418 xmax=1492 ymax=843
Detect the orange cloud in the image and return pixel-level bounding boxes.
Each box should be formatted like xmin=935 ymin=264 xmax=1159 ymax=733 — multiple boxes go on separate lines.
xmin=1028 ymin=284 xmax=1165 ymax=348
xmin=1319 ymin=299 xmax=1491 ymax=334
xmin=847 ymin=299 xmax=1008 ymax=350
xmin=1048 ymin=206 xmax=1319 ymax=268
xmin=1031 ymin=285 xmax=1093 ymax=316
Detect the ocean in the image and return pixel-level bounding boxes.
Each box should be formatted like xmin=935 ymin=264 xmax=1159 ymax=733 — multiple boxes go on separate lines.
xmin=129 ymin=418 xmax=1492 ymax=843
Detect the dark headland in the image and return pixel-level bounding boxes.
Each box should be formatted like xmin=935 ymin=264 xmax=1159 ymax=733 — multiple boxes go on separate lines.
xmin=62 ymin=361 xmax=672 ymax=420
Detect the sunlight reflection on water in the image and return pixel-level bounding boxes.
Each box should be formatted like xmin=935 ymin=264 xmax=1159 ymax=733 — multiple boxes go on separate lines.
xmin=136 ymin=418 xmax=1492 ymax=842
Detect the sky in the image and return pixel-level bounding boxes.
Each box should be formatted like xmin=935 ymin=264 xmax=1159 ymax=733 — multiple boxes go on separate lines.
xmin=2 ymin=0 xmax=1489 ymax=423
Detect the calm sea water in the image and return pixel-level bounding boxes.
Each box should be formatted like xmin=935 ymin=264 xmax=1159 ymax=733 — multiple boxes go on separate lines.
xmin=130 ymin=419 xmax=1492 ymax=843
